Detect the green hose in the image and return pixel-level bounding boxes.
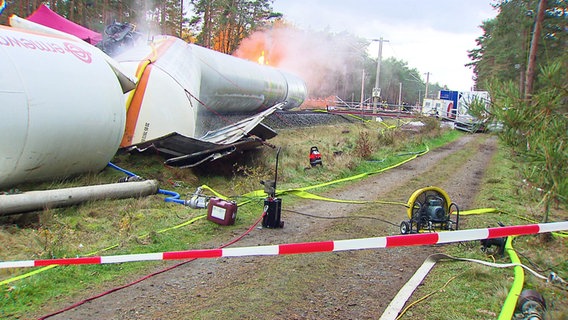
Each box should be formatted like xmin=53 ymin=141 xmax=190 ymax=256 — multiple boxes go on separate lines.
xmin=498 ymin=236 xmax=524 ymax=319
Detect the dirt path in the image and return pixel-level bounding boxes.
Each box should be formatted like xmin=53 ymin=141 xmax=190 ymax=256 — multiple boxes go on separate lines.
xmin=44 ymin=134 xmax=497 ymax=320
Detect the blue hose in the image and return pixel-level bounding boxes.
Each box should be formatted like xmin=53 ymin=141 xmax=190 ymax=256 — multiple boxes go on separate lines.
xmin=158 ymin=189 xmax=186 ymax=205
xmin=107 ymin=162 xmax=138 ymax=177
xmin=107 ymin=162 xmax=186 ymax=205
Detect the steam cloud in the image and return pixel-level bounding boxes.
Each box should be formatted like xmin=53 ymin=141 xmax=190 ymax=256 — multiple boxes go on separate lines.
xmin=234 ymin=25 xmax=366 ymax=99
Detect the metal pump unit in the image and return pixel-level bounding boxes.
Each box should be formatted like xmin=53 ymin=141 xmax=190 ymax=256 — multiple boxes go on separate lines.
xmin=400 ymin=186 xmax=459 ymax=234
xmin=480 ymin=222 xmax=507 ymax=257
xmin=186 ymin=187 xmax=209 ymax=209
xmin=185 ymin=187 xmax=237 ymax=226
xmin=424 ymin=198 xmax=446 ymax=221
xmin=262 ymin=147 xmax=283 ymax=228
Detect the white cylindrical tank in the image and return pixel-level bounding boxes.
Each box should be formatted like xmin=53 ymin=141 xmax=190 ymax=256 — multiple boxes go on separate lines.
xmin=114 ymin=36 xmax=307 ymax=148
xmin=192 ymin=43 xmax=307 ymax=112
xmin=281 ymin=71 xmax=309 ymax=110
xmin=0 ymin=26 xmax=126 ymax=188
xmin=114 ymin=36 xmax=202 ymax=148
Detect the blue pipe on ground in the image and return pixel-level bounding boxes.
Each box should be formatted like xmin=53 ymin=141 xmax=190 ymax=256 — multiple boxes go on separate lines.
xmin=107 ymin=162 xmax=186 ymax=205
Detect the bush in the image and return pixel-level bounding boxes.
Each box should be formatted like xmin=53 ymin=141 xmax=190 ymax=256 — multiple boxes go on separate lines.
xmin=354 ymin=131 xmax=375 ymax=159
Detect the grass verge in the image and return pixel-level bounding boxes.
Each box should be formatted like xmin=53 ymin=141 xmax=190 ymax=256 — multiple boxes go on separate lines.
xmin=0 ymin=118 xmax=565 ymax=319
xmin=397 ymin=140 xmax=568 ymax=320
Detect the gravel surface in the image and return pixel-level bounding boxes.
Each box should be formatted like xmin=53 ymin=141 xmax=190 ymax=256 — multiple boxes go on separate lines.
xmin=40 ymin=133 xmax=498 ymax=320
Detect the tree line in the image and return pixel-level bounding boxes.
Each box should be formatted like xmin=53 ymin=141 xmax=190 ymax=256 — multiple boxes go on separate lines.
xmin=467 ymin=0 xmax=567 ymax=219
xmin=0 ymin=0 xmax=441 ymax=106
xmin=468 ymin=0 xmax=567 ymax=95
xmin=1 ymin=0 xmax=185 ymax=38
xmin=0 ymin=0 xmax=273 ymax=51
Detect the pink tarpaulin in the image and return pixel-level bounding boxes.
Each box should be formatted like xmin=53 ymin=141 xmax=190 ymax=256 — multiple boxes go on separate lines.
xmin=26 ymin=4 xmax=102 ymax=44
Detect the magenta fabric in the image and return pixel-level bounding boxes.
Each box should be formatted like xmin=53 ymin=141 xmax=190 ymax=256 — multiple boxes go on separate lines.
xmin=26 ymin=4 xmax=102 ymax=44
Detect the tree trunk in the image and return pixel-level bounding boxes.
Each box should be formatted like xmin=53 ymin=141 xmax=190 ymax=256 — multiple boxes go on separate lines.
xmin=103 ymin=0 xmax=109 ymax=26
xmin=160 ymin=2 xmax=166 ymax=34
xmin=78 ymin=0 xmax=84 ymax=26
xmin=179 ymin=0 xmax=183 ymax=37
xmin=69 ymin=0 xmax=75 ymax=20
xmin=524 ymin=0 xmax=547 ymax=98
xmin=203 ymin=2 xmax=211 ymax=48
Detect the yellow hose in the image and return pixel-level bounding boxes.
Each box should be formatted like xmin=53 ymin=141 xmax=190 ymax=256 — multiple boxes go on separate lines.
xmin=498 ymin=236 xmax=524 ymax=319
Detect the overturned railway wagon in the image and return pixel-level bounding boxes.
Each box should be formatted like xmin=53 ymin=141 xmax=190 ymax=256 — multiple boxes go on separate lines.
xmin=0 ymin=15 xmax=307 ymax=188
xmin=0 ymin=25 xmax=129 ymax=189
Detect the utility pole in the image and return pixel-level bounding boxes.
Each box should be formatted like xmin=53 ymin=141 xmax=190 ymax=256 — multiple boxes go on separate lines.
xmin=360 ymin=69 xmax=365 ymax=109
xmin=398 ymin=82 xmax=402 ymax=106
xmin=371 ymin=37 xmax=389 ymax=112
xmin=422 ymin=72 xmax=431 ymax=114
xmin=424 ymin=72 xmax=431 ymax=101
xmin=397 ymin=82 xmax=402 ymax=126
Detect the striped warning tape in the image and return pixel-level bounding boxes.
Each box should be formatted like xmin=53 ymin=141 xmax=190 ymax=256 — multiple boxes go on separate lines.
xmin=1 ymin=221 xmax=567 ymax=269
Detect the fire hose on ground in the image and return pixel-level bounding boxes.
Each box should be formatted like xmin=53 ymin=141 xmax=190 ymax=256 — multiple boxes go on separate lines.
xmin=380 ymin=236 xmax=563 ymax=320
xmin=1 ymin=157 xmax=565 ymax=319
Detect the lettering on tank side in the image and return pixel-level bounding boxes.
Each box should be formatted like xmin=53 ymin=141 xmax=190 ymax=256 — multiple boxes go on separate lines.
xmin=0 ymin=35 xmax=91 ymax=63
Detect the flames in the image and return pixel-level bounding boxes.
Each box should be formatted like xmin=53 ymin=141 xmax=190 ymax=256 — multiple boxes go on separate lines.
xmin=233 ymin=30 xmax=284 ymax=67
xmin=258 ymin=50 xmax=266 ymax=65
xmin=234 ymin=23 xmax=364 ymax=100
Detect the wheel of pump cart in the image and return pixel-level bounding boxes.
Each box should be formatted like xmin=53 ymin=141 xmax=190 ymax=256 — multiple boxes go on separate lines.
xmin=448 ymin=202 xmax=460 ymax=230
xmin=412 ymin=201 xmax=424 ymax=233
xmin=517 ymin=289 xmax=546 ymax=315
xmin=400 ymin=220 xmax=412 ymax=234
xmin=407 ymin=187 xmax=452 ymax=232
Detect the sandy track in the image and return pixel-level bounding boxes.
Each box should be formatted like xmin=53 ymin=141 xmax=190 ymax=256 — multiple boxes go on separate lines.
xmin=44 ymin=134 xmax=497 ymax=320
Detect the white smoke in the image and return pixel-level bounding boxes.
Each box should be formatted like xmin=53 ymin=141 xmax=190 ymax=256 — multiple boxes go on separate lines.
xmin=234 ymin=25 xmax=367 ymax=98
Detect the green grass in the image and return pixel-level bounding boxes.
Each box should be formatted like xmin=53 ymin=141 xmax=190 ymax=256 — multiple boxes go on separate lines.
xmin=398 ymin=140 xmax=568 ymax=320
xmin=1 ymin=119 xmax=566 ymax=319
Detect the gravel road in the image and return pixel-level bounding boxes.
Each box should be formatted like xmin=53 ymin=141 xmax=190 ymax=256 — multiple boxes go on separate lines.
xmin=42 ymin=133 xmax=497 ymax=320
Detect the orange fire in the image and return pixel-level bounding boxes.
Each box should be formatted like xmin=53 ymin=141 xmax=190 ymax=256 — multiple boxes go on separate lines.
xmin=233 ymin=29 xmax=285 ymax=67
xmin=258 ymin=50 xmax=266 ymax=65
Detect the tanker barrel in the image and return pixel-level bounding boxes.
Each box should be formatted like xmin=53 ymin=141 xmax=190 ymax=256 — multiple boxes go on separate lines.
xmin=192 ymin=44 xmax=307 ymax=113
xmin=0 ymin=26 xmax=127 ymax=189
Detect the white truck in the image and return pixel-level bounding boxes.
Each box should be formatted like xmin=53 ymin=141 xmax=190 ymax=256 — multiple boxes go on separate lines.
xmin=422 ymin=90 xmax=490 ymax=132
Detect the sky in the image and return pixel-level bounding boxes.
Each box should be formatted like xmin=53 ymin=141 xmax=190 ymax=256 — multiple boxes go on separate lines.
xmin=271 ymin=0 xmax=498 ymax=92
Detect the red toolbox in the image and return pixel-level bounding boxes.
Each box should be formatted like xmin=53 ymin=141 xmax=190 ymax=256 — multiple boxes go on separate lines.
xmin=207 ymin=198 xmax=237 ymax=226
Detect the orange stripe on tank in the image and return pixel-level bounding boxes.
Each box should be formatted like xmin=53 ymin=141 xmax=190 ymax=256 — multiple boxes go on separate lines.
xmin=120 ymin=37 xmax=178 ymax=147
xmin=147 ymin=36 xmax=177 ymax=61
xmin=120 ymin=64 xmax=153 ymax=148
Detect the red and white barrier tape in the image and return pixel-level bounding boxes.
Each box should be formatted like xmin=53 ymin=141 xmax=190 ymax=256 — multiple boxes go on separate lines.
xmin=2 ymin=222 xmax=567 ymax=269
